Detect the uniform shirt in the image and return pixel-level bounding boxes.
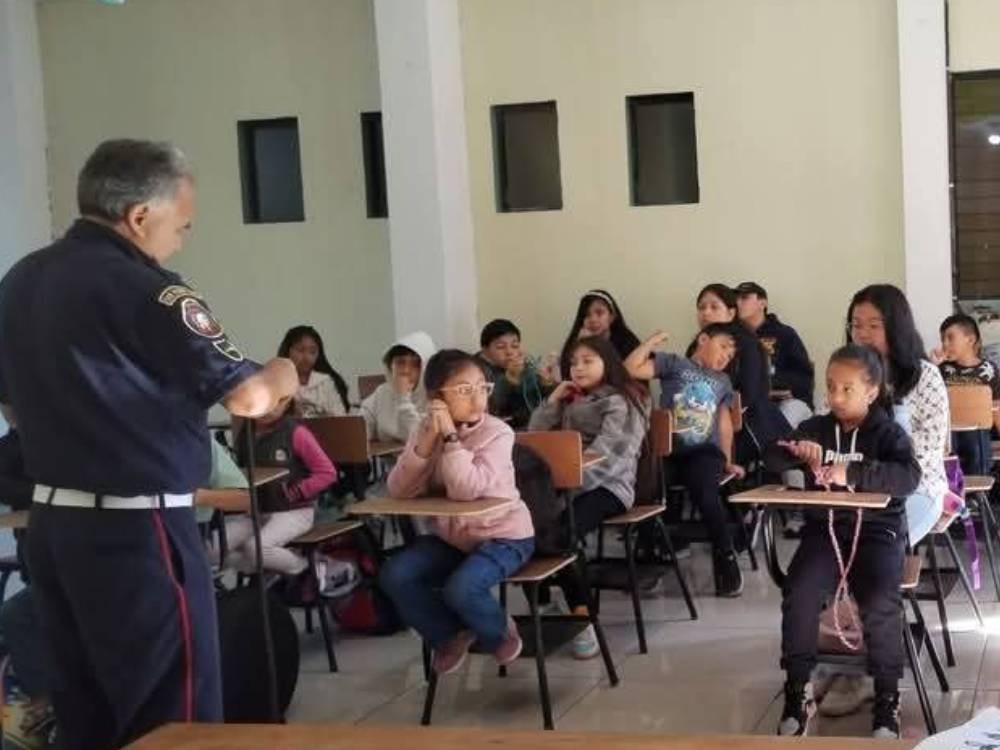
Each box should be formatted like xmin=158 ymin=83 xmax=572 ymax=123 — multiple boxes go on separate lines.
xmin=653 ymin=353 xmax=733 ymax=449
xmin=939 ymin=358 xmax=1000 ymax=399
xmin=0 ymin=219 xmax=258 ymax=495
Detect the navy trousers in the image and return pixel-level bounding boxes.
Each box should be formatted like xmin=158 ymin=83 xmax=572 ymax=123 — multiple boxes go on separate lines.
xmin=28 ymin=504 xmax=222 ymax=749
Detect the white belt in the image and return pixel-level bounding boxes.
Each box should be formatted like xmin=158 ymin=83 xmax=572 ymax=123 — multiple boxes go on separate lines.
xmin=33 ymin=485 xmax=194 ymax=510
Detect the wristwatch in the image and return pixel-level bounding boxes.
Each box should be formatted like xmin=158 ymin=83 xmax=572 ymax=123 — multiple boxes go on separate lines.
xmin=443 ymin=432 xmax=460 ymax=444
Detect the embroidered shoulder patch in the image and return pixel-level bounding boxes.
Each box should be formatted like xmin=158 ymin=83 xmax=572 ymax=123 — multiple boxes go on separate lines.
xmin=213 ymin=339 xmax=244 ymax=362
xmin=181 ymin=298 xmax=224 ymax=339
xmin=157 ymin=284 xmax=203 ymax=307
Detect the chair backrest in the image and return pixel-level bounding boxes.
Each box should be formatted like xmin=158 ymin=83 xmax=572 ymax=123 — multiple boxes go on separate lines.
xmin=730 ymin=391 xmax=744 ymax=433
xmin=649 ymin=408 xmax=673 ymax=458
xmin=304 ymin=416 xmax=370 ymax=464
xmin=947 ymin=384 xmax=994 ymax=430
xmin=514 ymin=431 xmax=583 ymax=490
xmin=357 ymin=374 xmax=387 ymax=401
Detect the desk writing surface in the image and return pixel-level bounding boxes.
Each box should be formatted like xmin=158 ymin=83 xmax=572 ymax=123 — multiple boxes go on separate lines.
xmin=369 ymin=440 xmax=405 ymax=458
xmin=350 ymin=496 xmax=515 ymax=517
xmin=127 ymin=723 xmax=916 ymax=750
xmin=729 ymin=484 xmax=890 ymax=510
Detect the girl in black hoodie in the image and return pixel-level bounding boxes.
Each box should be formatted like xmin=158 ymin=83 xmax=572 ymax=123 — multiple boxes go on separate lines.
xmin=765 ymin=344 xmax=921 ymax=740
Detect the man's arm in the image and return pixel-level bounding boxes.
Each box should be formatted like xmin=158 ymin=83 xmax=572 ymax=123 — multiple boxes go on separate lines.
xmin=222 ymin=358 xmax=298 ymax=417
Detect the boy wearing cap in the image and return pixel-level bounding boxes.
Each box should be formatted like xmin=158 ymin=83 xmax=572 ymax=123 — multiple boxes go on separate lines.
xmin=736 ymin=282 xmax=815 ymax=412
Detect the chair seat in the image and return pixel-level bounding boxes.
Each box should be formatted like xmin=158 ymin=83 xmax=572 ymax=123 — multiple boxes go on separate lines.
xmin=965 ymin=475 xmax=996 ymax=494
xmin=290 ymin=520 xmax=363 ymax=546
xmin=901 ymin=554 xmax=922 ymax=591
xmin=602 ymin=505 xmax=665 ymax=526
xmin=506 ymin=554 xmax=577 ymax=583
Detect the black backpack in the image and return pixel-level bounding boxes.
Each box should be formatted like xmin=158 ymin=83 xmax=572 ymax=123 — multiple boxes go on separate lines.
xmin=216 ymin=586 xmax=300 ymax=722
xmin=512 ymin=443 xmax=565 ymax=556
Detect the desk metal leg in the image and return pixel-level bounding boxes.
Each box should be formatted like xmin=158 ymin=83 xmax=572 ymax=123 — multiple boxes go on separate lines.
xmin=925 ymin=540 xmax=955 ymax=667
xmin=944 ymin=533 xmax=984 ymax=626
xmin=623 ymin=525 xmax=647 ymax=654
xmin=656 ymin=517 xmax=697 ymax=621
xmin=526 ymin=583 xmax=554 ymax=730
xmin=977 ymin=495 xmax=1000 ymax=600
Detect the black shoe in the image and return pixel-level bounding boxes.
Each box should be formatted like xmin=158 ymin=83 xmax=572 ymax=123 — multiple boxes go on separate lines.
xmin=778 ymin=681 xmax=815 ymax=736
xmin=871 ymin=690 xmax=900 ymax=739
xmin=713 ymin=550 xmax=744 ymax=597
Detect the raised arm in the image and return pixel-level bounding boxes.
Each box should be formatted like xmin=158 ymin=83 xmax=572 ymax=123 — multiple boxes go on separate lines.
xmin=624 ymin=331 xmax=669 ymax=381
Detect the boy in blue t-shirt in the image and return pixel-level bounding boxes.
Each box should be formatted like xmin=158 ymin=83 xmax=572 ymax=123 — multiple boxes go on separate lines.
xmin=625 ymin=323 xmax=745 ymax=598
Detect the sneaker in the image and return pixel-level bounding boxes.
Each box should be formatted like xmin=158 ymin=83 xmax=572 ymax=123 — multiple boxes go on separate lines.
xmin=819 ymin=674 xmax=875 ymax=717
xmin=494 ymin=616 xmax=523 ymax=666
xmin=432 ymin=630 xmax=476 ymax=676
xmin=571 ymin=624 xmax=601 ymax=660
xmin=713 ymin=550 xmax=744 ymax=598
xmin=778 ymin=681 xmax=816 ymax=736
xmin=871 ymin=690 xmax=901 ymax=739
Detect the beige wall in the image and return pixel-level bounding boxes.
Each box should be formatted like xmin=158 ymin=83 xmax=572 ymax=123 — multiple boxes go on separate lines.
xmin=950 ymin=0 xmax=1000 ymax=72
xmin=37 ymin=0 xmax=392 ymax=392
xmin=460 ymin=0 xmax=905 ymax=376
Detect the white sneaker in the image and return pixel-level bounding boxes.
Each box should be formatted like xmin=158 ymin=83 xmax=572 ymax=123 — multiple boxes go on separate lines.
xmin=571 ymin=624 xmax=600 ymax=660
xmin=819 ymin=674 xmax=875 ymax=717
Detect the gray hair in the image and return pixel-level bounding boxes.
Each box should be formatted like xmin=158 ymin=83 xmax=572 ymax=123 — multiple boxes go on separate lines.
xmin=77 ymin=139 xmax=193 ymax=222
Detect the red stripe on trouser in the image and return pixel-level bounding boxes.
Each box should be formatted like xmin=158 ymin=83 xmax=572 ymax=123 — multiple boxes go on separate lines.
xmin=151 ymin=511 xmax=194 ymax=722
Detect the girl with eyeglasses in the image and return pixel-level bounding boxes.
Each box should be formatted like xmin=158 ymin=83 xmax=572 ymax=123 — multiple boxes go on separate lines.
xmin=528 ymin=336 xmax=650 ymax=658
xmin=379 ymin=350 xmax=534 ymax=676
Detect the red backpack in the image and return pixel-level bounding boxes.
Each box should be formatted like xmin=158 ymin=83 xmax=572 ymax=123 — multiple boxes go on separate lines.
xmin=320 ymin=536 xmax=403 ymax=636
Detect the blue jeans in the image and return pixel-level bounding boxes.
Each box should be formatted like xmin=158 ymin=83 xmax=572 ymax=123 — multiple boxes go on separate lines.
xmin=378 ymin=535 xmax=534 ymax=651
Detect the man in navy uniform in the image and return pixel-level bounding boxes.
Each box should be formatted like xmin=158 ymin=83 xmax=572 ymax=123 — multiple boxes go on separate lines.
xmin=0 ymin=139 xmax=299 ymax=749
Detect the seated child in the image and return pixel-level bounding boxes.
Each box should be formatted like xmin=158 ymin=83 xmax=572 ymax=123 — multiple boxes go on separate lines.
xmin=361 ymin=331 xmax=436 ymax=442
xmin=625 ymin=324 xmax=746 ymax=598
xmin=765 ymin=344 xmax=920 ymax=739
xmin=378 ymin=350 xmax=534 ymax=674
xmin=932 ymin=313 xmax=1000 ymax=475
xmin=477 ymin=318 xmax=555 ymax=429
xmin=228 ymin=397 xmax=337 ymax=576
xmin=279 ymin=325 xmax=352 ymax=417
xmin=529 ymin=336 xmax=650 ymax=658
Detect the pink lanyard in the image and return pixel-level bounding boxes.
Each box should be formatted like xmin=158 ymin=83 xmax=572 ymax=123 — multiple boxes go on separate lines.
xmin=827 ymin=424 xmax=864 ymax=651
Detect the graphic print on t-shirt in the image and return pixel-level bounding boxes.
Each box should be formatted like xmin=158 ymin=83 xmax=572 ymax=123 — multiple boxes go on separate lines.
xmin=673 ymin=378 xmax=719 ymax=446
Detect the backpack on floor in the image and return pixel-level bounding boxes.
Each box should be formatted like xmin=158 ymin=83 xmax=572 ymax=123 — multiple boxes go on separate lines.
xmin=321 ymin=534 xmax=403 ymax=636
xmin=216 ymin=586 xmax=300 ymax=722
xmin=513 ymin=443 xmax=564 ymax=556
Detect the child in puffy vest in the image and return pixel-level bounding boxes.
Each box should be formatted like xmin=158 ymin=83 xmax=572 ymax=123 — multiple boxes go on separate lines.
xmin=229 ymin=396 xmax=337 ymax=576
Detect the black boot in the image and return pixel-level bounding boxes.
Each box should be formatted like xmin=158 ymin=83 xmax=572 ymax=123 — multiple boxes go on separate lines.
xmin=871 ymin=689 xmax=900 ymax=739
xmin=713 ymin=549 xmax=743 ymax=597
xmin=777 ymin=680 xmax=816 ymax=736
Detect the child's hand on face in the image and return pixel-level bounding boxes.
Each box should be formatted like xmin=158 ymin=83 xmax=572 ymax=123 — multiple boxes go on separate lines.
xmin=414 ymin=408 xmax=441 ymax=458
xmin=392 ymin=372 xmax=416 ymax=395
xmin=549 ymin=381 xmax=578 ymax=404
xmin=777 ymin=440 xmax=824 ymax=473
xmin=506 ymin=351 xmax=526 ymax=384
xmin=929 ymin=347 xmax=946 ymax=365
xmin=430 ymin=399 xmax=457 ymax=436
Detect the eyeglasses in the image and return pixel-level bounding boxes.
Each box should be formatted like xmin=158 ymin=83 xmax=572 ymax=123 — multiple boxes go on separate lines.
xmin=439 ymin=383 xmax=495 ymax=398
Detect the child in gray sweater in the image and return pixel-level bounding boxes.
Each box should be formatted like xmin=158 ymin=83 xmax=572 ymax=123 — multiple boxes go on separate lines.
xmin=528 ymin=336 xmax=649 ymax=659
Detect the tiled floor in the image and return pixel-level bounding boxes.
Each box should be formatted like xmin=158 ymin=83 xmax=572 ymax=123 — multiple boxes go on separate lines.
xmin=285 ymin=539 xmax=1000 ymax=739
